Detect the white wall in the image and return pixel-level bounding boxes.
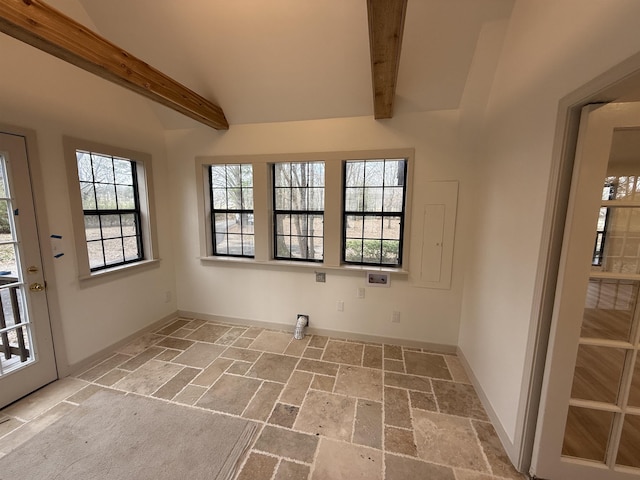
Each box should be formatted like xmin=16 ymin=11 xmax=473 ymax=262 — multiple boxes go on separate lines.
xmin=0 ymin=14 xmax=177 ymax=367
xmin=166 ymin=110 xmax=469 ymax=347
xmin=458 ymin=0 xmax=640 ymax=451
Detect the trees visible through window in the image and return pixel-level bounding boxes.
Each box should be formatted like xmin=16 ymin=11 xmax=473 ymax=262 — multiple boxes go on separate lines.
xmin=76 ymin=150 xmax=143 ymax=271
xmin=343 ymin=159 xmax=407 ymax=267
xmin=210 ymin=164 xmax=254 ymax=257
xmin=273 ymin=162 xmax=324 ymax=261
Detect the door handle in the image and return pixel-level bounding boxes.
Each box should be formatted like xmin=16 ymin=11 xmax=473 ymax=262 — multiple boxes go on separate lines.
xmin=29 ymin=282 xmax=45 ymax=292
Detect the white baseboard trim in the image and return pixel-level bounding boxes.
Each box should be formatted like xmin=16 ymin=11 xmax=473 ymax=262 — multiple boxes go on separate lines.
xmin=63 ymin=311 xmax=179 ymax=377
xmin=456 ymin=347 xmax=522 ymax=470
xmin=177 ymin=310 xmax=457 ymax=354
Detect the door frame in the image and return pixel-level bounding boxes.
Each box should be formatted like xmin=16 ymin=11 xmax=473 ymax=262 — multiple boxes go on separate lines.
xmin=0 ymin=123 xmax=68 ymax=381
xmin=520 ymin=53 xmax=640 ymax=475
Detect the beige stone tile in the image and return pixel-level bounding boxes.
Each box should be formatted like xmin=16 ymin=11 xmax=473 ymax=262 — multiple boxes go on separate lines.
xmin=171 ymin=342 xmax=226 ymax=368
xmin=285 ymin=335 xmax=311 ymax=356
xmin=156 ymin=337 xmax=195 ymax=350
xmin=308 ymin=335 xmax=329 ymax=348
xmin=303 ymin=347 xmax=324 ymax=359
xmin=216 ymin=327 xmax=248 ymax=346
xmin=385 ymin=453 xmax=455 ymax=480
xmin=322 ymin=341 xmax=363 ymax=366
xmin=445 ymin=355 xmax=471 ymax=384
xmin=0 ymin=416 xmax=23 ymax=439
xmin=280 ymin=371 xmax=313 ymax=406
xmin=384 ymin=387 xmax=412 ymax=428
xmin=221 ymin=346 xmax=262 ymax=362
xmin=227 ymin=361 xmax=252 ymax=375
xmin=243 ymin=381 xmax=284 ymax=421
xmin=384 ymin=344 xmax=403 ymax=360
xmin=156 ymin=319 xmax=190 ymax=336
xmin=155 ymin=349 xmax=181 ymax=362
xmin=363 ymin=345 xmax=383 ymax=369
xmin=237 ymin=452 xmax=278 ymax=480
xmin=65 ymin=384 xmax=109 ymax=404
xmin=404 ymin=351 xmax=452 ymax=380
xmin=192 ymin=357 xmax=233 ymax=387
xmin=173 ymin=384 xmax=207 ymax=405
xmin=311 ymin=374 xmax=335 ymax=392
xmin=242 ymin=327 xmax=264 ymax=339
xmin=385 ymin=426 xmax=417 ymax=456
xmin=247 ymin=353 xmax=299 ymax=383
xmin=197 ymin=374 xmax=262 ymax=415
xmin=95 ymin=368 xmax=129 ymax=387
xmin=119 ymin=346 xmax=165 ymax=371
xmin=152 ymin=366 xmax=200 ymax=400
xmin=169 ymin=327 xmax=192 ymax=339
xmin=113 ymin=360 xmax=183 ymax=396
xmin=183 ymin=319 xmax=207 ymax=330
xmin=454 ymin=470 xmax=497 ymax=480
xmin=117 ymin=333 xmax=162 ymax=355
xmin=432 ymin=380 xmax=489 ymax=421
xmin=1 ymin=377 xmax=86 ymax=421
xmin=384 ymin=372 xmax=431 ymax=392
xmin=297 ymin=358 xmax=338 ymax=376
xmin=294 ymin=390 xmax=355 ymax=441
xmin=384 ymin=358 xmax=405 ymax=373
xmin=353 ymin=399 xmax=382 ymax=449
xmin=254 ymin=425 xmax=318 ymax=463
xmin=249 ymin=331 xmax=294 ymax=353
xmin=334 ymin=365 xmax=382 ymax=402
xmin=233 ymin=337 xmax=255 ymax=348
xmin=410 ymin=390 xmax=438 ymax=411
xmin=268 ymin=403 xmax=299 ymax=428
xmin=472 ymin=421 xmax=525 ymax=479
xmin=0 ymin=402 xmax=76 ymax=455
xmin=413 ymin=410 xmax=489 ymax=472
xmin=274 ymin=460 xmax=310 ymax=480
xmin=311 ymin=438 xmax=382 ymax=480
xmin=186 ymin=323 xmax=231 ymax=343
xmin=77 ymin=353 xmax=131 ymax=381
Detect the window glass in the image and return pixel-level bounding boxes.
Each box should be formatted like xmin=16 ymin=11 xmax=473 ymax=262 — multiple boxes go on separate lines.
xmin=76 ymin=150 xmax=143 ymax=271
xmin=210 ymin=164 xmax=254 ymax=257
xmin=343 ymin=159 xmax=406 ymax=267
xmin=273 ymin=162 xmax=325 ymax=261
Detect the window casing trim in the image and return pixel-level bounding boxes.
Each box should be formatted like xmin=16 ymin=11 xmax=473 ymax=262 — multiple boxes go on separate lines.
xmin=195 ymin=148 xmax=413 ymax=271
xmin=64 ymin=137 xmax=159 ymax=280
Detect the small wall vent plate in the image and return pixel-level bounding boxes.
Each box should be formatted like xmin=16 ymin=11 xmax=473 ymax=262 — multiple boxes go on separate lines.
xmin=366 ymin=271 xmax=390 ymax=287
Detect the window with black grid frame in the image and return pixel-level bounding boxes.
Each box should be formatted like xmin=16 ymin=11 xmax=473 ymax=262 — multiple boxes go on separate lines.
xmin=210 ymin=164 xmax=254 ymax=257
xmin=76 ymin=150 xmax=143 ymax=271
xmin=273 ymin=162 xmax=325 ymax=261
xmin=343 ymin=158 xmax=407 ymax=267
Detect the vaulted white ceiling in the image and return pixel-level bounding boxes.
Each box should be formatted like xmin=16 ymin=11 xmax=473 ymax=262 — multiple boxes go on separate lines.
xmin=72 ymin=0 xmax=513 ymax=128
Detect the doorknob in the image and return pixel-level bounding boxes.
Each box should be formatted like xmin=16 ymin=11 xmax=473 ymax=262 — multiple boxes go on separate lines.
xmin=29 ymin=282 xmax=45 ymax=292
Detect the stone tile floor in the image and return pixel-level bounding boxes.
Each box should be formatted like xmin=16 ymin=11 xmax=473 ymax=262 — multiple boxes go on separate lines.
xmin=0 ymin=318 xmax=526 ymax=480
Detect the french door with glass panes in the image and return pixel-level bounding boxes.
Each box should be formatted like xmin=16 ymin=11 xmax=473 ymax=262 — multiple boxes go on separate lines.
xmin=533 ymin=103 xmax=640 ymax=480
xmin=0 ymin=131 xmax=57 ymax=409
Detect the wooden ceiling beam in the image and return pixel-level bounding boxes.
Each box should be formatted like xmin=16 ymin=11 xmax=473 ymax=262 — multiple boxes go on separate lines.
xmin=0 ymin=0 xmax=229 ymax=130
xmin=367 ymin=0 xmax=408 ymax=119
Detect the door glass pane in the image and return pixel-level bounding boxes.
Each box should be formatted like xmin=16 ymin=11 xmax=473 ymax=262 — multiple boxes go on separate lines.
xmin=598 ymin=207 xmax=640 ymax=274
xmin=628 ymin=359 xmax=640 ymax=408
xmin=581 ymin=279 xmax=637 ymax=341
xmin=570 ymin=345 xmax=627 ymax=403
xmin=562 ymin=406 xmax=613 ymax=462
xmin=616 ymin=414 xmax=640 ymax=468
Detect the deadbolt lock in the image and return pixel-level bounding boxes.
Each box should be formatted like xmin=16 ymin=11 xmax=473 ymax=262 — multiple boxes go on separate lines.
xmin=29 ymin=282 xmax=45 ymax=292
xmin=27 ymin=266 xmax=39 ymax=274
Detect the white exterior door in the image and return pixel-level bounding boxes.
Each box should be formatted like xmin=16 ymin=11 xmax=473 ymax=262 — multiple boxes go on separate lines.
xmin=532 ymin=102 xmax=640 ymax=479
xmin=0 ymin=131 xmax=57 ymax=409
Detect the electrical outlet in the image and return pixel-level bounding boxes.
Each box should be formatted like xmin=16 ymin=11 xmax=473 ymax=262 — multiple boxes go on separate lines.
xmin=164 ymin=291 xmax=172 ymax=303
xmin=337 ymin=300 xmax=344 ymax=312
xmin=392 ymin=311 xmax=401 ymax=323
xmin=315 ymin=272 xmax=326 ymax=283
xmin=356 ymin=287 xmax=365 ymax=299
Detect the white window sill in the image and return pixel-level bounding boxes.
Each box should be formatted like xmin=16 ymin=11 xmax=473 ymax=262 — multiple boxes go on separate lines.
xmin=78 ymin=259 xmax=160 ymax=286
xmin=198 ymin=256 xmax=409 ymax=276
